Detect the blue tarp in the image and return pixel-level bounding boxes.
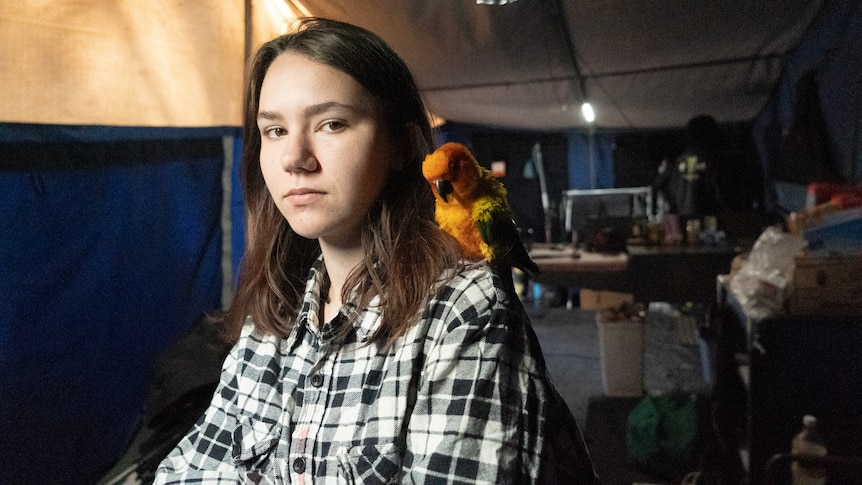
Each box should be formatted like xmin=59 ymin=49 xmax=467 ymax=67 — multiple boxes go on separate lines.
xmin=754 ymin=0 xmax=862 ymax=210
xmin=0 ymin=125 xmax=231 ymax=483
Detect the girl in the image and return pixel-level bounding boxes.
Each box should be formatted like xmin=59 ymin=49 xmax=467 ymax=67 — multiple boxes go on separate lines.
xmin=155 ymin=17 xmax=598 ymax=484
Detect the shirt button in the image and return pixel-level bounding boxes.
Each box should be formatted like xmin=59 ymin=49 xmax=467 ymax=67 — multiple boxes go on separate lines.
xmin=310 ymin=373 xmax=324 ymax=388
xmin=292 ymin=457 xmax=306 ymax=473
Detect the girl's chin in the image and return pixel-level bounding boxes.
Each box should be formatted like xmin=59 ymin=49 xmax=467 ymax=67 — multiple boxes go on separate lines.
xmin=281 ymin=219 xmax=317 ymax=238
xmin=285 ymin=218 xmax=363 ymax=245
xmin=287 ymin=227 xmax=321 ymax=240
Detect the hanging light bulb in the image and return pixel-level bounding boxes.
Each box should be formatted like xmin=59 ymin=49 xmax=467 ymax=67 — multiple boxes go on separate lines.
xmin=581 ymin=102 xmax=595 ymax=123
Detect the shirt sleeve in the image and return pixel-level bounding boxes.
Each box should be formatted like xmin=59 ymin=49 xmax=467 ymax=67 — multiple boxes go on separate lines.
xmin=402 ymin=272 xmax=599 ymax=484
xmin=153 ymin=333 xmax=245 ymax=484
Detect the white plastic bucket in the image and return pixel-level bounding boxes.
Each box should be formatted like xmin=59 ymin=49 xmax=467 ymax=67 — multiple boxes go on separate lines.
xmin=596 ymin=315 xmax=645 ymax=397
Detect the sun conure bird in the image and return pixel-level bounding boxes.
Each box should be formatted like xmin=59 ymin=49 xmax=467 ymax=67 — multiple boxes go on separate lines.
xmin=422 ymin=142 xmax=540 ymax=279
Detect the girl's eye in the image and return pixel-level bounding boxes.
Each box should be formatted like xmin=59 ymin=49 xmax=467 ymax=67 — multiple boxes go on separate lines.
xmin=264 ymin=127 xmax=286 ymax=139
xmin=321 ymin=121 xmax=346 ymax=132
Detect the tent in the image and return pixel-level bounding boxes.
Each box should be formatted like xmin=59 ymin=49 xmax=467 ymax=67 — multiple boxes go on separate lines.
xmin=1 ymin=1 xmax=859 ymax=482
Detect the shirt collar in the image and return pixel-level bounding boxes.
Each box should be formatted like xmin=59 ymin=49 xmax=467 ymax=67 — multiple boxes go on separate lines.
xmin=298 ymin=255 xmax=383 ymax=344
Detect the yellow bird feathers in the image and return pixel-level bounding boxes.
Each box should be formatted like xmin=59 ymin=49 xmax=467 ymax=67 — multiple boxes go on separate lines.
xmin=422 ymin=142 xmax=539 ymax=276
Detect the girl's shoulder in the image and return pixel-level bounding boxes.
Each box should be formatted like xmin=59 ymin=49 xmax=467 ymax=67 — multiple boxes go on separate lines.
xmin=431 ymin=260 xmax=517 ymax=317
xmin=441 ymin=260 xmax=498 ymax=294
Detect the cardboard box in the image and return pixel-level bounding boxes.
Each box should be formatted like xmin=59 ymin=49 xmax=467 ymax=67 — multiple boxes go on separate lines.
xmin=788 ymin=253 xmax=862 ymax=315
xmin=579 ymin=289 xmax=634 ymax=311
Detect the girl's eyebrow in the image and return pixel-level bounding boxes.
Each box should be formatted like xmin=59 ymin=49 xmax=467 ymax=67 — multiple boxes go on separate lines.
xmin=257 ymin=102 xmax=359 ymax=123
xmin=257 ymin=110 xmax=281 ymax=122
xmin=304 ymin=101 xmax=356 ymax=117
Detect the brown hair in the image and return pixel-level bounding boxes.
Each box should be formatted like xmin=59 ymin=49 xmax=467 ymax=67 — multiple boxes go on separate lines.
xmin=222 ymin=17 xmax=462 ymax=345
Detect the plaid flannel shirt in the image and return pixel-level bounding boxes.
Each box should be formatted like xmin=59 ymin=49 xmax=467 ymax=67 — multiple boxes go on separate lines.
xmin=155 ymin=259 xmax=599 ymax=484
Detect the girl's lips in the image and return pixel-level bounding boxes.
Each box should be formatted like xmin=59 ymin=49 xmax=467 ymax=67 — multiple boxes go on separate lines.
xmin=285 ymin=188 xmax=323 ymax=205
xmin=286 ymin=188 xmax=319 ymax=196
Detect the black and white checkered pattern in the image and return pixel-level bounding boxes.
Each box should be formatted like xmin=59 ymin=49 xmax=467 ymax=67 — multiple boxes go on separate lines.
xmin=155 ymin=259 xmax=599 ymax=484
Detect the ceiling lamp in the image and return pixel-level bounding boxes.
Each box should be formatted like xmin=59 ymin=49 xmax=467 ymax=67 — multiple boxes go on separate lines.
xmin=581 ymin=102 xmax=595 ymax=123
xmin=476 ymin=0 xmax=519 ymax=5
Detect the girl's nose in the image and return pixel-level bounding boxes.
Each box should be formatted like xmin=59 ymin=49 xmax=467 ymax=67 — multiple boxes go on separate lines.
xmin=279 ymin=133 xmax=318 ymax=173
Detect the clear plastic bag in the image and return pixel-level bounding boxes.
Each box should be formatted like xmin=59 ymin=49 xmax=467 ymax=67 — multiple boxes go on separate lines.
xmin=729 ymin=225 xmax=807 ymax=320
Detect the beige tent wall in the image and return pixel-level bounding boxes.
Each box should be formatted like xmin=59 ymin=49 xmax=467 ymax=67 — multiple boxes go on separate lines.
xmin=0 ymin=0 xmax=486 ymax=130
xmin=252 ymin=0 xmax=308 ymax=46
xmin=0 ymin=1 xmax=247 ymax=127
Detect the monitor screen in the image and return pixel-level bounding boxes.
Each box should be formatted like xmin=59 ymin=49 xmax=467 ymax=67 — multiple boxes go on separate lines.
xmin=562 ymin=187 xmax=651 ymax=243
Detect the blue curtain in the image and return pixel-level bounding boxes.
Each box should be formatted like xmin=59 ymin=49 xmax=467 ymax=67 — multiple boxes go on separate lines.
xmin=0 ymin=124 xmax=231 ymax=483
xmin=566 ymin=129 xmax=615 ymax=189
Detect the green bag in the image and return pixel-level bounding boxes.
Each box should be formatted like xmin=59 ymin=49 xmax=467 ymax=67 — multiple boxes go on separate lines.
xmin=626 ymin=392 xmax=700 ymax=477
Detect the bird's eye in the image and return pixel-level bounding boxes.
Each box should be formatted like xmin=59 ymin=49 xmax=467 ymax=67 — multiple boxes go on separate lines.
xmin=448 ymin=159 xmax=460 ymax=180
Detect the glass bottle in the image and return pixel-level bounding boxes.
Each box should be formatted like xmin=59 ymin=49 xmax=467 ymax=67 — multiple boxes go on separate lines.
xmin=791 ymin=414 xmax=827 ymax=485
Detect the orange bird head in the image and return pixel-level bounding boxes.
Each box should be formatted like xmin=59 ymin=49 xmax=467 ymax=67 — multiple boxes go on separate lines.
xmin=421 ymin=142 xmax=482 ymax=203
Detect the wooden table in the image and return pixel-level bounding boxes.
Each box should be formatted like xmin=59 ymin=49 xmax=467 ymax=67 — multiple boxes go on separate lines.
xmin=529 ymin=242 xmax=744 ymax=304
xmin=529 ymin=244 xmax=630 ymax=292
xmin=626 ymin=243 xmax=742 ymax=303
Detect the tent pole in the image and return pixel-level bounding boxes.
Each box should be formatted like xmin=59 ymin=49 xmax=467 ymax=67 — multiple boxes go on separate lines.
xmin=588 ymin=124 xmax=596 ymax=189
xmin=244 ymin=0 xmax=253 ymax=68
xmin=532 ymin=141 xmax=552 ymax=242
xmin=550 ymin=0 xmax=588 ymax=106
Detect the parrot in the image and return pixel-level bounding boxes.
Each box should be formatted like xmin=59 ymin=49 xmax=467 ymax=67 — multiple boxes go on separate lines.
xmin=422 ymin=142 xmax=540 ymax=279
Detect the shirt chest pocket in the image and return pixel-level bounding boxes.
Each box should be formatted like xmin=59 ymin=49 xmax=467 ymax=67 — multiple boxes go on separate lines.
xmin=336 ymin=442 xmax=402 ymax=485
xmin=232 ymin=417 xmax=284 ymax=484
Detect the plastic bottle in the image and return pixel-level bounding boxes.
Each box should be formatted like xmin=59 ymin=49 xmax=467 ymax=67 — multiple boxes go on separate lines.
xmin=791 ymin=415 xmax=828 ymax=485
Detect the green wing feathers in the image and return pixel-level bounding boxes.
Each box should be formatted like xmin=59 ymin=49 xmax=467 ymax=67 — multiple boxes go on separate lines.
xmin=474 ymin=197 xmax=539 ymax=276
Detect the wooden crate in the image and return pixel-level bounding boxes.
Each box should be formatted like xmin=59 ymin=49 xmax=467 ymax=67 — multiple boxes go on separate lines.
xmin=580 ymin=289 xmax=634 ymax=311
xmin=788 ymin=253 xmax=862 ymax=316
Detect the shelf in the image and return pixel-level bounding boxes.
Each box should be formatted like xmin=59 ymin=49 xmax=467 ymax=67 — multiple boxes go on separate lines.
xmin=712 ymin=278 xmax=862 ymax=484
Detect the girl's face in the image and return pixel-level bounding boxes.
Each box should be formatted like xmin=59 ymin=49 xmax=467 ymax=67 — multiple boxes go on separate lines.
xmin=257 ymin=52 xmax=397 ymax=249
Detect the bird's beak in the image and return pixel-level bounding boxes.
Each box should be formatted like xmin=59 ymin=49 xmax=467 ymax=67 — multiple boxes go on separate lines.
xmin=434 ymin=179 xmax=453 ymax=203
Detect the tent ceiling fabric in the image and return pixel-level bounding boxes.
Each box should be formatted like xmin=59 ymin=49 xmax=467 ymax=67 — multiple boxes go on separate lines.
xmin=283 ymin=0 xmax=824 ymax=130
xmin=0 ymin=1 xmax=824 ymax=130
